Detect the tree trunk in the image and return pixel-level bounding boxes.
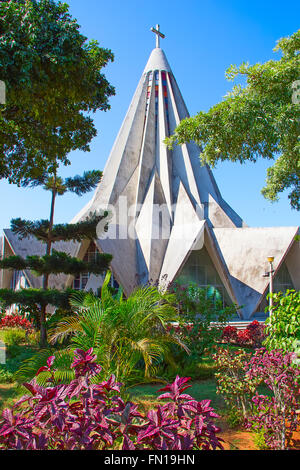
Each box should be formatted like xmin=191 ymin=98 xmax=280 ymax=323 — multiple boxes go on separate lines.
xmin=281 ymin=404 xmax=286 ymax=450
xmin=40 ymin=183 xmax=56 ymax=348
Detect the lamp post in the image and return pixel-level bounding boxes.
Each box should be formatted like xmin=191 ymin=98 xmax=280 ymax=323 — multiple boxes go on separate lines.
xmin=262 ymin=256 xmax=275 ymax=316
xmin=267 ymin=257 xmax=274 ymax=316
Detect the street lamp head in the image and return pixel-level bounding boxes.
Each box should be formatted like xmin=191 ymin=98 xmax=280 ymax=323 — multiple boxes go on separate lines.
xmin=267 ymin=256 xmax=274 ymax=263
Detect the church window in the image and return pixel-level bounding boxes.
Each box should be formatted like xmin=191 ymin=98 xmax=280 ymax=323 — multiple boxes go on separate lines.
xmin=161 ymin=71 xmax=170 ymax=135
xmin=73 ymin=242 xmax=100 ymax=290
xmin=176 ymin=246 xmax=232 ymax=307
xmin=145 ymin=71 xmax=153 ymax=115
xmin=73 ymin=242 xmax=119 ymax=291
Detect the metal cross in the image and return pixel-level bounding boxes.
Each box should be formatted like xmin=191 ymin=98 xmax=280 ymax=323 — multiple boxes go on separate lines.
xmin=150 ymin=24 xmax=165 ymax=48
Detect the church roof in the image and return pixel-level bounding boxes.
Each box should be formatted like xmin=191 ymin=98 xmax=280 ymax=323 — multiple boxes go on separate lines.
xmin=72 ymin=42 xmax=246 ymax=296
xmin=213 ymin=226 xmax=299 ymax=317
xmin=1 ymin=28 xmax=298 ymax=320
xmin=143 ymin=47 xmax=171 ymax=73
xmin=2 ymin=229 xmax=78 ymax=289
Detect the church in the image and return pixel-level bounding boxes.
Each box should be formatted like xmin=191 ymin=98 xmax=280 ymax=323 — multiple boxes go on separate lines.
xmin=1 ymin=26 xmax=299 ymax=320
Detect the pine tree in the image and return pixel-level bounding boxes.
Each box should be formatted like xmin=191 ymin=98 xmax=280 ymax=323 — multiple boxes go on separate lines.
xmin=0 ymin=171 xmax=112 ymax=347
xmin=0 ymin=0 xmax=115 ymax=346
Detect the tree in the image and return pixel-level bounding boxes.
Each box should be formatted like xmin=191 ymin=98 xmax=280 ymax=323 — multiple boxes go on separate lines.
xmin=0 ymin=0 xmax=114 ymax=183
xmin=263 ymin=289 xmax=300 ymax=352
xmin=0 ymin=0 xmax=115 ymax=346
xmin=0 ymin=171 xmax=112 ymax=347
xmin=166 ymin=30 xmax=300 ymax=210
xmin=15 ymin=273 xmax=187 ymax=384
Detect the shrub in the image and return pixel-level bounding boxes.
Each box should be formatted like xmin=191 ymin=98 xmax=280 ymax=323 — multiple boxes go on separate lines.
xmin=264 ymin=290 xmax=300 ymax=352
xmin=254 ymin=430 xmax=269 ymax=450
xmin=0 ymin=367 xmax=14 ymax=384
xmin=3 ymin=329 xmax=26 ymax=347
xmin=237 ymin=329 xmax=252 ymax=346
xmin=213 ymin=348 xmax=260 ymax=420
xmin=222 ymin=325 xmax=238 ymax=343
xmin=245 ymin=348 xmax=300 ymax=450
xmin=226 ymin=409 xmax=243 ymax=429
xmin=0 ymin=315 xmax=33 ymax=331
xmin=169 ymin=282 xmax=237 ymax=362
xmin=221 ymin=322 xmax=265 ymax=348
xmin=0 ymin=349 xmax=223 ymax=450
xmin=159 ymin=359 xmax=217 ymax=382
xmin=246 ymin=321 xmax=265 ymax=347
xmin=47 ymin=283 xmax=185 ymax=384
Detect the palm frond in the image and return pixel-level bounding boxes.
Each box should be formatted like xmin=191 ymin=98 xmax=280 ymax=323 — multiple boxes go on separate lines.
xmin=39 ymin=283 xmax=187 ymax=385
xmin=15 ymin=348 xmax=74 ymax=385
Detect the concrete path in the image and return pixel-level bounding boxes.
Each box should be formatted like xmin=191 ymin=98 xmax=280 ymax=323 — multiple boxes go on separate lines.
xmin=0 ymin=340 xmax=5 ymax=364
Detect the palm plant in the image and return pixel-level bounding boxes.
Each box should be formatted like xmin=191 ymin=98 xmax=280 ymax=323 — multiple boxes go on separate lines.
xmin=16 ymin=273 xmax=187 ymax=385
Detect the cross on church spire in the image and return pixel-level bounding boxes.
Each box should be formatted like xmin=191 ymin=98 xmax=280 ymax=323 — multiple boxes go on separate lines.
xmin=150 ymin=24 xmax=165 ymax=48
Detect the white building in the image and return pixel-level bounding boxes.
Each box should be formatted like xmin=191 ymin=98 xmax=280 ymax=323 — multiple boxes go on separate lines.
xmin=1 ymin=29 xmax=299 ymax=319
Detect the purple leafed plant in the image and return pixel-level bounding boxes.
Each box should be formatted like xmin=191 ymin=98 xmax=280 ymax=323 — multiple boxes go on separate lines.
xmin=245 ymin=348 xmax=300 ymax=450
xmin=0 ymin=351 xmax=223 ymax=450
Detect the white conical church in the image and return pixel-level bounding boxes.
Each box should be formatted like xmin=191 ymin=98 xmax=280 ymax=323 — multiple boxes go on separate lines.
xmin=1 ymin=27 xmax=299 ymax=319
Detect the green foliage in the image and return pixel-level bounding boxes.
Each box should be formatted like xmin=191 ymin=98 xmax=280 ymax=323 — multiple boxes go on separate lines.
xmin=30 ymin=170 xmax=103 ymax=196
xmin=166 ymin=30 xmax=300 ymax=209
xmin=158 ymin=358 xmax=217 ymax=383
xmin=213 ymin=347 xmax=260 ymax=420
xmin=15 ymin=348 xmax=75 ymax=386
xmin=226 ymin=409 xmax=243 ymax=429
xmin=3 ymin=328 xmax=26 ymax=346
xmin=10 ymin=211 xmax=109 ymax=243
xmin=0 ymin=0 xmax=114 ymax=183
xmin=0 ymin=0 xmax=115 ymax=348
xmin=0 ymin=337 xmax=38 ymax=386
xmin=17 ymin=273 xmax=187 ymax=384
xmin=0 ymin=287 xmax=78 ymax=310
xmin=254 ymin=430 xmax=269 ymax=450
xmin=0 ymin=250 xmax=112 ymax=276
xmin=63 ymin=171 xmax=103 ymax=196
xmin=170 ymin=282 xmax=237 ymax=360
xmin=264 ymin=289 xmax=300 ymax=352
xmin=0 ymin=367 xmax=14 ymax=384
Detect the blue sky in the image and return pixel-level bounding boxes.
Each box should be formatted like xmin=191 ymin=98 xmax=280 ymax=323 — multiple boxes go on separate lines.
xmin=0 ymin=0 xmax=299 ymax=233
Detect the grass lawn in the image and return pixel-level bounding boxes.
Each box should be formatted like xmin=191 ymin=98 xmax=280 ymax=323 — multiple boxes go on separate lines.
xmin=129 ymin=378 xmax=225 ymax=413
xmin=0 ymin=329 xmax=40 ymax=411
xmin=0 ymin=382 xmax=24 ymax=411
xmin=0 ymin=330 xmax=6 ymax=342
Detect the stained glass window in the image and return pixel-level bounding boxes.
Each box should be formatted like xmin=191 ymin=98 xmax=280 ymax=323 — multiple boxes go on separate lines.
xmin=175 ymin=246 xmax=232 ymax=306
xmin=161 ymin=71 xmax=170 ymax=135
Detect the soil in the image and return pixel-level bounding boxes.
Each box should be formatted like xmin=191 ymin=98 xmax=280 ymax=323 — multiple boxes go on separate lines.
xmin=217 ymin=418 xmax=256 ymax=450
xmin=218 ymin=417 xmax=300 ymax=451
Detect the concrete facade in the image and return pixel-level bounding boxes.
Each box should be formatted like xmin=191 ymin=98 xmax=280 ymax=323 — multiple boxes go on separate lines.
xmin=0 ymin=46 xmax=299 ymax=319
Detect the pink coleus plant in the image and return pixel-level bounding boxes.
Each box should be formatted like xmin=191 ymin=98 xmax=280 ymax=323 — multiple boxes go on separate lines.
xmin=0 ymin=350 xmax=223 ymax=450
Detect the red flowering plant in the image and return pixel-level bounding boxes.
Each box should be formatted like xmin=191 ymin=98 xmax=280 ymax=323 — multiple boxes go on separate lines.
xmin=237 ymin=329 xmax=252 ymax=346
xmin=0 ymin=349 xmax=223 ymax=450
xmin=213 ymin=347 xmax=260 ymax=422
xmin=222 ymin=325 xmax=238 ymax=343
xmin=246 ymin=321 xmax=266 ymax=347
xmin=0 ymin=315 xmax=33 ymax=331
xmin=221 ymin=321 xmax=266 ymax=348
xmin=244 ymin=348 xmax=300 ymax=450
